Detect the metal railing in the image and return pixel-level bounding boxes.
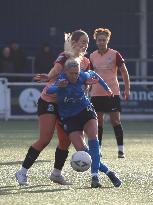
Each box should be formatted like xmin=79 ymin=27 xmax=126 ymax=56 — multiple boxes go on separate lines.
xmin=0 ymin=57 xmax=153 ymax=81
xmin=1 ymin=79 xmax=153 ymax=120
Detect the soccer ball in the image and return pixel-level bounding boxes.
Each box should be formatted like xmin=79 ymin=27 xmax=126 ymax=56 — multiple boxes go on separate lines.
xmin=70 ymin=151 xmax=92 ymax=172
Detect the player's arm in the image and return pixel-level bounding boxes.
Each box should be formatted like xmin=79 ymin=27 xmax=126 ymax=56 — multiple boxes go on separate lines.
xmin=34 ymin=53 xmax=67 ymax=82
xmin=47 ymin=84 xmax=59 ymax=94
xmin=47 ymin=78 xmax=68 ymax=94
xmin=33 ymin=63 xmax=63 ymax=82
xmin=86 ymin=70 xmax=113 ymax=96
xmin=119 ymin=63 xmax=130 ymax=100
xmin=47 ymin=63 xmax=63 ymax=80
xmin=46 ymin=79 xmax=60 ymax=94
xmin=116 ymin=52 xmax=130 ymax=100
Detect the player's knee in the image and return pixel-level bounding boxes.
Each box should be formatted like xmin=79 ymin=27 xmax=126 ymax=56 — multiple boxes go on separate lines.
xmin=111 ymin=120 xmax=121 ymax=127
xmin=32 ymin=140 xmax=49 ymax=151
xmin=58 ymin=140 xmax=71 ymax=150
xmin=40 ymin=141 xmax=50 ymax=149
xmin=37 ymin=136 xmax=51 ymax=149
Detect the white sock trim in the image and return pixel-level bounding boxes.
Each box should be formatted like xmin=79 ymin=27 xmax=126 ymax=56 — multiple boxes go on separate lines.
xmin=118 ymin=145 xmax=124 ymax=153
xmin=52 ymin=168 xmax=61 ymax=176
xmin=106 ymin=170 xmax=111 ymax=175
xmin=19 ymin=167 xmax=28 ymax=175
xmin=91 ymin=173 xmax=98 ymax=177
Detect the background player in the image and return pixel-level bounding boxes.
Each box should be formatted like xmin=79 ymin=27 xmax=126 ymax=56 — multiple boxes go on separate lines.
xmin=90 ymin=28 xmax=130 ymax=158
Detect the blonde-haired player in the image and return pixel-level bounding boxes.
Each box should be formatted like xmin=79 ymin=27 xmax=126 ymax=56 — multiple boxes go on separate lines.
xmin=15 ymin=30 xmax=91 ymax=186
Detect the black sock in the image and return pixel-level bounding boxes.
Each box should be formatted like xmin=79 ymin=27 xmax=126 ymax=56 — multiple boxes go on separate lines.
xmin=54 ymin=147 xmax=69 ymax=170
xmin=22 ymin=146 xmax=40 ymax=169
xmin=113 ymin=124 xmax=123 ymax=146
xmin=98 ymin=126 xmax=103 ymax=147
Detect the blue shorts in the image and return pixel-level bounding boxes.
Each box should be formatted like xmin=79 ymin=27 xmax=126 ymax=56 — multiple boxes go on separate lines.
xmin=61 ymin=105 xmax=97 ymax=134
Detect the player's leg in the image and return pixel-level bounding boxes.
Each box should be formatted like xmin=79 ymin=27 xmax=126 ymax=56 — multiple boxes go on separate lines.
xmin=16 ymin=113 xmax=57 ymax=185
xmin=109 ymin=111 xmax=125 ymax=158
xmin=84 ymin=118 xmax=102 ymax=188
xmin=85 ymin=119 xmax=121 ymax=187
xmin=69 ymin=131 xmax=88 ymax=150
xmin=97 ymin=112 xmax=104 ymax=146
xmin=90 ymin=96 xmax=105 ymax=155
xmin=15 ymin=98 xmax=57 ymax=185
xmin=98 ymin=155 xmax=122 ymax=187
xmin=97 ymin=112 xmax=104 ymax=155
xmin=109 ymin=95 xmax=124 ymax=158
xmin=69 ymin=130 xmax=102 ymax=188
xmin=59 ymin=110 xmax=100 ymax=188
xmin=50 ymin=120 xmax=72 ymax=185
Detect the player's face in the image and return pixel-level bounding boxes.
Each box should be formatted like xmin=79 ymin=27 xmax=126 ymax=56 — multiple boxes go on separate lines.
xmin=96 ymin=34 xmax=110 ymax=50
xmin=73 ymin=34 xmax=89 ymax=55
xmin=65 ymin=66 xmax=80 ymax=83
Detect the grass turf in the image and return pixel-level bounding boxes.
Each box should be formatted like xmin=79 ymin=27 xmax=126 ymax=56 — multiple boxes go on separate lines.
xmin=0 ymin=120 xmax=153 ymax=205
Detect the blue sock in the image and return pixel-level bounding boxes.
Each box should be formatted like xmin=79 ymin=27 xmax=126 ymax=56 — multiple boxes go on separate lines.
xmin=86 ymin=140 xmax=109 ymax=174
xmin=88 ymin=139 xmax=100 ymax=174
xmin=99 ymin=161 xmax=109 ymax=174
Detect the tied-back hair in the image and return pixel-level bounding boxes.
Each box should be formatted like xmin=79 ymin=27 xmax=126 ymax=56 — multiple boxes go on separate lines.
xmin=64 ymin=30 xmax=88 ymax=73
xmin=64 ymin=29 xmax=88 ymax=59
xmin=64 ymin=33 xmax=75 ymax=57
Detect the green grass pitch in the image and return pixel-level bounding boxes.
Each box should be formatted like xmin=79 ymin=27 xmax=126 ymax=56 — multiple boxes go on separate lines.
xmin=0 ymin=120 xmax=153 ymax=205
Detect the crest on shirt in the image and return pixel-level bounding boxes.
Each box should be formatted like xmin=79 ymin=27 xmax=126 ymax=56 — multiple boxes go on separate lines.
xmin=63 ymin=124 xmax=68 ymax=131
xmin=107 ymin=56 xmax=113 ymax=62
xmin=47 ymin=104 xmax=54 ymax=112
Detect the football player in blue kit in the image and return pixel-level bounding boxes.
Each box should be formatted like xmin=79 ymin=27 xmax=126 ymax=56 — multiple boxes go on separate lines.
xmin=47 ymin=58 xmax=122 ymax=188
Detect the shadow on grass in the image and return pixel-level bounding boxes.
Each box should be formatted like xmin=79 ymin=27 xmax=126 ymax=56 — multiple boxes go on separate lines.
xmin=76 ymin=185 xmax=114 ymax=190
xmin=0 ymin=160 xmax=50 ymax=166
xmin=0 ymin=184 xmax=114 ymax=196
xmin=0 ymin=184 xmax=70 ymax=195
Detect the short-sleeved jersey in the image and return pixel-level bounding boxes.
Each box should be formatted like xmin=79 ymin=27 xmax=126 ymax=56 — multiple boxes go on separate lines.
xmin=47 ymin=70 xmax=110 ymax=119
xmin=40 ymin=52 xmax=90 ymax=103
xmin=55 ymin=52 xmax=90 ymax=71
xmin=90 ymin=48 xmax=125 ymax=96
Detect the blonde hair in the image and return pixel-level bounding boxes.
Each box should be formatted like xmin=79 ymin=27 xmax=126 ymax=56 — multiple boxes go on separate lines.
xmin=64 ymin=33 xmax=75 ymax=57
xmin=64 ymin=29 xmax=88 ymax=58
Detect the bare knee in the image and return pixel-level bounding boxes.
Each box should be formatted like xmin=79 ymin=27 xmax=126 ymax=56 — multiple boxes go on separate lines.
xmin=110 ymin=112 xmax=121 ymax=127
xmin=32 ymin=134 xmax=52 ymax=150
xmin=58 ymin=141 xmax=71 ymax=150
xmin=110 ymin=119 xmax=121 ymax=127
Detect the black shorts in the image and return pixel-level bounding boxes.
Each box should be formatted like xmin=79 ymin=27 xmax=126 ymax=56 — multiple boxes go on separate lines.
xmin=37 ymin=97 xmax=58 ymax=116
xmin=61 ymin=105 xmax=97 ymax=134
xmin=91 ymin=95 xmax=121 ymax=113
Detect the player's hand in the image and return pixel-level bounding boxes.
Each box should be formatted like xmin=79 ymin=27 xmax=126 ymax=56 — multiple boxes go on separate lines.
xmin=58 ymin=79 xmax=68 ymax=87
xmin=85 ymin=77 xmax=98 ymax=85
xmin=33 ymin=73 xmax=49 ymax=82
xmin=124 ymin=88 xmax=130 ymax=101
xmin=106 ymin=89 xmax=114 ymax=97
